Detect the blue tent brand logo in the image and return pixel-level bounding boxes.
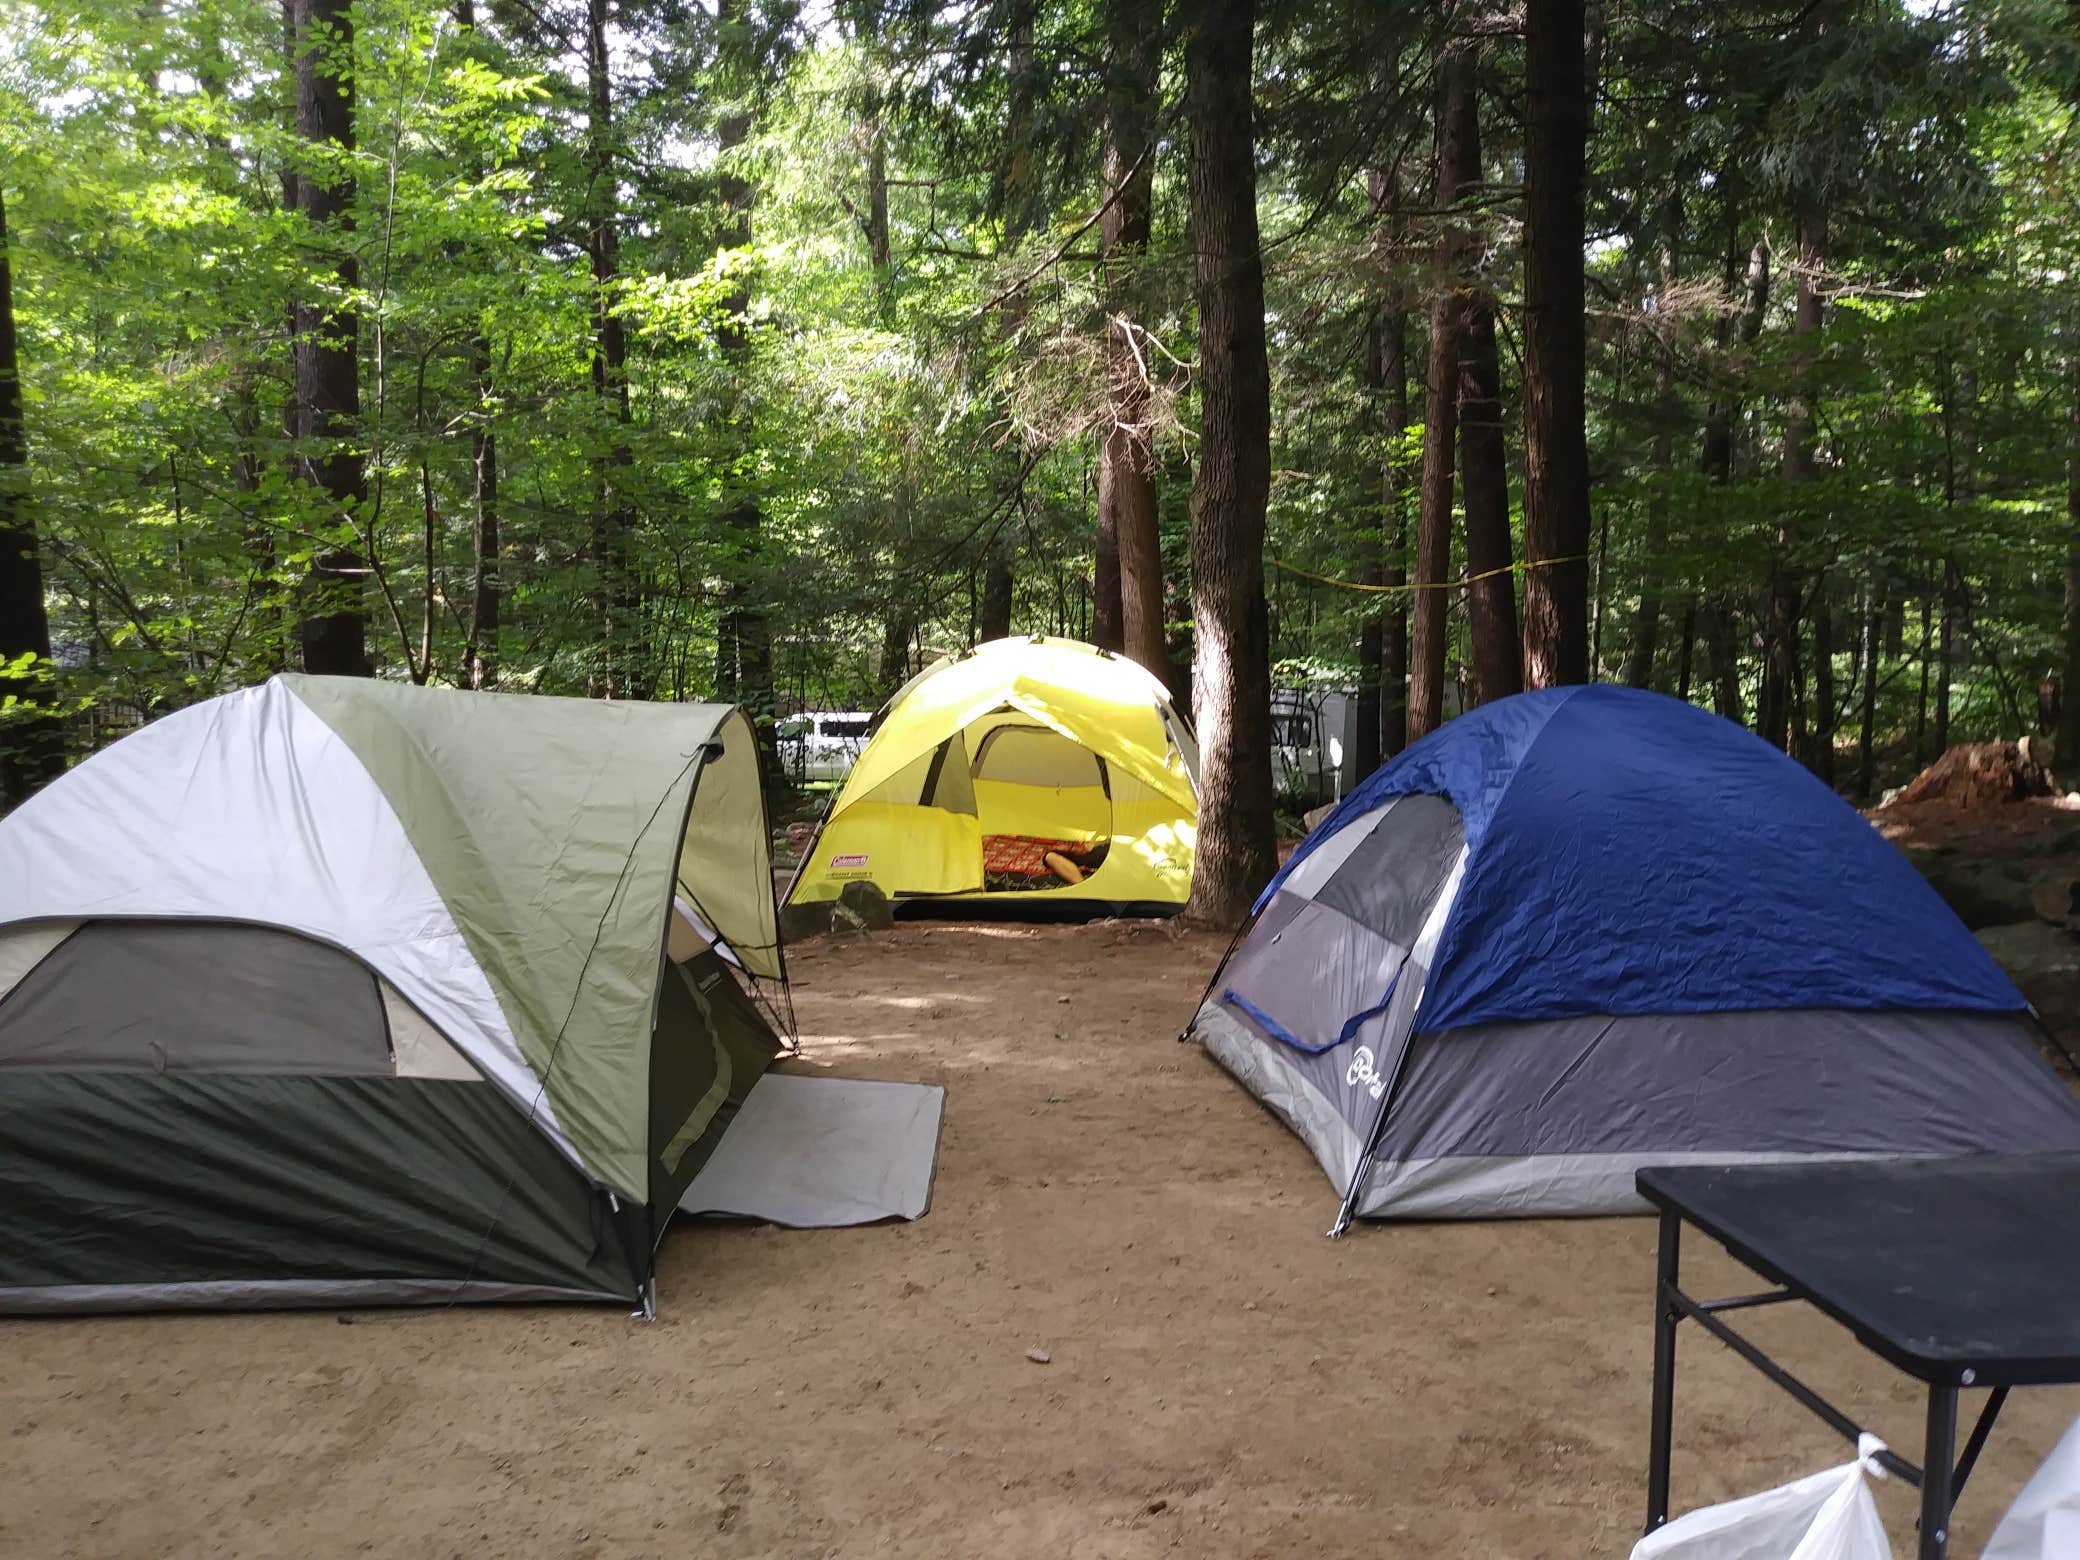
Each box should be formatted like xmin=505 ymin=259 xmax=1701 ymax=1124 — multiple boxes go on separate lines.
xmin=829 ymin=852 xmax=870 ymax=871
xmin=1346 ymin=1045 xmax=1388 ymax=1100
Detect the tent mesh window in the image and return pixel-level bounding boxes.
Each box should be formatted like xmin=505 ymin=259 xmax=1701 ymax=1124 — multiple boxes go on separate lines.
xmin=0 ymin=919 xmax=393 ymax=1075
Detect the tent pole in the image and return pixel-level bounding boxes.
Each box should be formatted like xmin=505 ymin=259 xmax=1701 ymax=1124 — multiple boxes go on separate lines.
xmin=1328 ymin=1024 xmax=1418 ymax=1238
xmin=1178 ymin=912 xmax=1257 ymax=1043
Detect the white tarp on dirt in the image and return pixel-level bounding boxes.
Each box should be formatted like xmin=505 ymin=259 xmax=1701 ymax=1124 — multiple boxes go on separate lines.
xmin=677 ymin=1072 xmax=945 ymax=1227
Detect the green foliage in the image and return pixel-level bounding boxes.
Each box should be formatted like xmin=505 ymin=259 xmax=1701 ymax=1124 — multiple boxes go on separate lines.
xmin=4 ymin=0 xmax=2078 ymax=792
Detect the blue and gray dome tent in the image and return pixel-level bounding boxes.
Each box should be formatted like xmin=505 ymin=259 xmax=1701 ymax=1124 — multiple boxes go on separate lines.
xmin=1188 ymin=685 xmax=2080 ymax=1229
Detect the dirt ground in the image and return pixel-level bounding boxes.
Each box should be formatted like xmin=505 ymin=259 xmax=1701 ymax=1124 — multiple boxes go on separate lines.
xmin=5 ymin=922 xmax=2078 ymax=1559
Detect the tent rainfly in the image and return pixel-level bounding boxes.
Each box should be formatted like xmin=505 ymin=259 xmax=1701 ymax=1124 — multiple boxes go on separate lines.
xmin=1189 ymin=685 xmax=2080 ymax=1227
xmin=788 ymin=636 xmax=1200 ymax=914
xmin=0 ymin=675 xmax=790 ymax=1314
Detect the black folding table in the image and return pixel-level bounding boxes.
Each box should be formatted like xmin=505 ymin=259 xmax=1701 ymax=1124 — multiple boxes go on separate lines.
xmin=1639 ymin=1155 xmax=2080 ymax=1560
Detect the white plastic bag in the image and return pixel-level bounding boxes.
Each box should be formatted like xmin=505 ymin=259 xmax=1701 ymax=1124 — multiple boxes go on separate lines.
xmin=1630 ymin=1435 xmax=1893 ymax=1560
xmin=1983 ymin=1413 xmax=2080 ymax=1560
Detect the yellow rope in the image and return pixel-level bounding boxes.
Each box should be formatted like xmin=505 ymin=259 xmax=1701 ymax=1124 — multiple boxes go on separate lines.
xmin=1269 ymin=553 xmax=1591 ymax=595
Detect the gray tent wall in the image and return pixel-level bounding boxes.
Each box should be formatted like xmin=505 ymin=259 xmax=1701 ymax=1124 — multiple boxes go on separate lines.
xmin=1195 ymin=794 xmax=2080 ymax=1223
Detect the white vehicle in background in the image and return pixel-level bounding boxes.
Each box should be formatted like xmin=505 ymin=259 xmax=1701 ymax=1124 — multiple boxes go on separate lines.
xmin=1270 ymin=681 xmax=1465 ymax=805
xmin=777 ymin=710 xmax=875 ymax=785
xmin=1272 ymin=688 xmax=1350 ymax=806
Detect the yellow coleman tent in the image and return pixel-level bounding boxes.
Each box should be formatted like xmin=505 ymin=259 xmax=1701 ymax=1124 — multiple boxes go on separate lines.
xmin=788 ymin=636 xmax=1199 ymax=913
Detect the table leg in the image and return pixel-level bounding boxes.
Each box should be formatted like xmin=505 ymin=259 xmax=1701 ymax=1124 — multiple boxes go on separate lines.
xmin=1646 ymin=1208 xmax=1681 ymax=1531
xmin=1919 ymin=1385 xmax=1958 ymax=1560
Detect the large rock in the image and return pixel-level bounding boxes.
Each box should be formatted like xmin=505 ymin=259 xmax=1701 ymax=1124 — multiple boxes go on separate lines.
xmin=1977 ymin=922 xmax=2080 ymax=1034
xmin=1906 ymin=849 xmax=2040 ymax=931
xmin=833 ymin=879 xmax=895 ymax=934
xmin=2032 ymin=869 xmax=2080 ymax=932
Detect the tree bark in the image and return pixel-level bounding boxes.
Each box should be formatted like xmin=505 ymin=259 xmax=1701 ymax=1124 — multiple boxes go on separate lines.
xmin=2060 ymin=344 xmax=2080 ymax=769
xmin=1697 ymin=229 xmax=1767 ymax=725
xmin=1935 ymin=557 xmax=1962 ymax=754
xmin=710 ymin=0 xmax=778 ymax=781
xmin=1449 ymin=64 xmax=1518 ymax=708
xmin=1519 ymin=0 xmax=1592 ymax=688
xmin=1098 ymin=0 xmax=1163 ymax=674
xmin=1675 ymin=598 xmax=1696 ymax=702
xmin=1626 ymin=201 xmax=1680 ymax=690
xmin=1915 ymin=590 xmax=1932 ymax=759
xmin=1409 ymin=38 xmax=1474 ymax=744
xmin=292 ymin=0 xmax=369 ymax=676
xmin=1092 ymin=495 xmax=1123 ymax=652
xmin=1359 ymin=285 xmax=1410 ymax=776
xmin=979 ymin=548 xmax=1014 ymax=640
xmin=1703 ymin=604 xmax=1743 ymax=724
xmin=1764 ymin=198 xmax=1826 ymax=752
xmin=1379 ymin=307 xmax=1410 ymax=761
xmin=452 ymin=0 xmax=498 ymax=691
xmin=862 ymin=71 xmax=894 ymax=324
xmin=1858 ymin=587 xmax=1879 ymax=799
xmin=0 ymin=185 xmax=65 ymax=805
xmin=878 ymin=609 xmax=914 ymax=694
xmin=1182 ymin=0 xmax=1276 ymax=928
xmin=465 ymin=329 xmax=499 ymax=690
xmin=981 ymin=2 xmax=1039 ymax=641
xmin=583 ymin=0 xmax=640 ymax=699
xmin=1810 ymin=578 xmax=1836 ymax=784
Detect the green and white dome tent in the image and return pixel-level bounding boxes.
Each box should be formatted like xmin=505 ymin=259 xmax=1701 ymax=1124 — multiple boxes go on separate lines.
xmin=0 ymin=675 xmax=791 ymax=1314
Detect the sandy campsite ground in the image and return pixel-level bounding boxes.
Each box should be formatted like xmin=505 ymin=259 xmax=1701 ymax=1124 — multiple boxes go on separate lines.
xmin=5 ymin=921 xmax=2077 ymax=1559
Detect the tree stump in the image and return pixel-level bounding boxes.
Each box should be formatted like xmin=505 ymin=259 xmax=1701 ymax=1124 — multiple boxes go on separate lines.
xmin=1889 ymin=740 xmax=2056 ymax=808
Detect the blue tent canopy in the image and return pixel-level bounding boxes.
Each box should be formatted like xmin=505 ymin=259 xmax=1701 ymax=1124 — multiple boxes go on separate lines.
xmin=1268 ymin=686 xmax=2025 ymax=1033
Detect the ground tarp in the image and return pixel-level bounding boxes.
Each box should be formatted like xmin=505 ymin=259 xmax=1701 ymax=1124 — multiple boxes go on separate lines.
xmin=677 ymin=1072 xmax=944 ymax=1227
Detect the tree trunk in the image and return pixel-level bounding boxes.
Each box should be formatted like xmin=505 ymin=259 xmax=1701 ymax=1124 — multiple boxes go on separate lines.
xmin=1700 ymin=232 xmax=1770 ymax=483
xmin=1935 ymin=558 xmax=1962 ymax=754
xmin=1858 ymin=587 xmax=1879 ymax=799
xmin=1764 ymin=199 xmax=1826 ymax=752
xmin=1092 ymin=503 xmax=1123 ymax=651
xmin=1626 ymin=202 xmax=1680 ymax=690
xmin=465 ymin=328 xmax=499 ymax=690
xmin=878 ymin=609 xmax=914 ymax=693
xmin=0 ymin=185 xmax=65 ymax=805
xmin=710 ymin=0 xmax=777 ymax=779
xmin=1696 ymin=229 xmax=1767 ymax=726
xmin=292 ymin=0 xmax=368 ymax=676
xmin=1379 ymin=308 xmax=1410 ymax=761
xmin=1359 ymin=287 xmax=1410 ymax=777
xmin=1182 ymin=0 xmax=1276 ymax=928
xmin=981 ymin=2 xmax=1039 ymax=642
xmin=582 ymin=0 xmax=639 ymax=699
xmin=2060 ymin=344 xmax=2080 ymax=770
xmin=1810 ymin=578 xmax=1836 ymax=784
xmin=979 ymin=547 xmax=1014 ymax=641
xmin=1459 ymin=300 xmax=1519 ymax=705
xmin=1098 ymin=0 xmax=1163 ymax=675
xmin=201 ymin=20 xmax=284 ymax=678
xmin=1519 ymin=0 xmax=1592 ymax=688
xmin=862 ymin=72 xmax=894 ymax=324
xmin=1675 ymin=598 xmax=1696 ymax=702
xmin=1916 ymin=591 xmax=1933 ymax=760
xmin=1409 ymin=39 xmax=1474 ymax=744
xmin=1703 ymin=603 xmax=1743 ymax=724
xmin=277 ymin=0 xmax=300 ymax=648
xmin=452 ymin=0 xmax=499 ymax=692
xmin=1429 ymin=55 xmax=1516 ymax=708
